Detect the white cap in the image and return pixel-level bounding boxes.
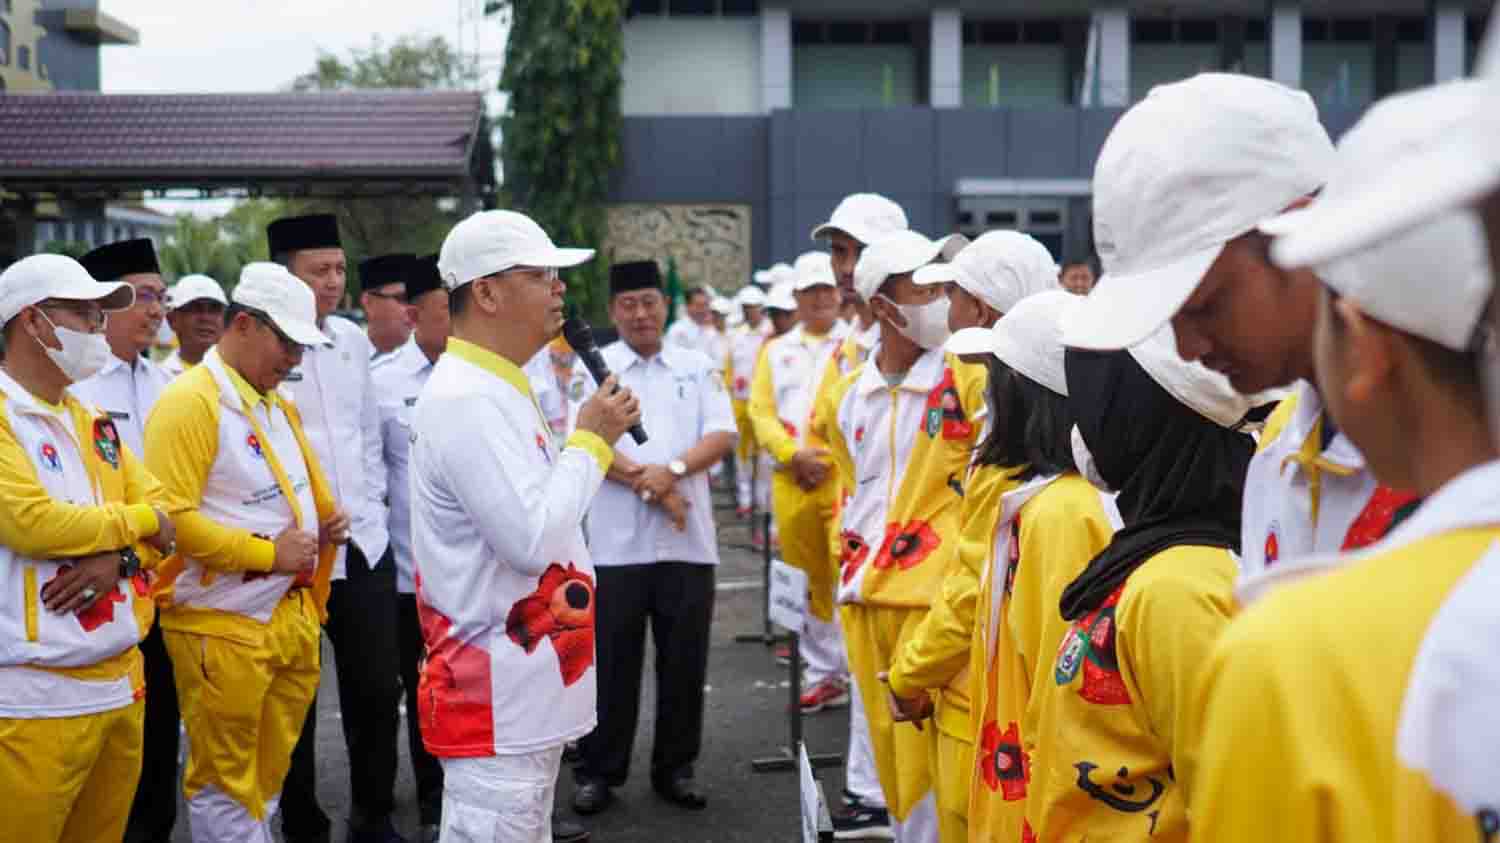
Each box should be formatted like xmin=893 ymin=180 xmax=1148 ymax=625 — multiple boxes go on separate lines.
xmin=0 ymin=254 xmax=135 ymax=326
xmin=438 ymin=210 xmax=594 ymax=290
xmin=765 ymin=282 xmax=797 ymax=311
xmin=853 ymin=230 xmax=945 ymax=301
xmin=710 ymin=296 xmax=736 ymax=316
xmin=767 ymin=262 xmax=796 ymax=288
xmin=914 ymin=230 xmax=1060 ymax=314
xmin=1269 ymin=78 xmax=1500 ymax=272
xmin=793 ymin=251 xmax=836 ymax=292
xmin=1062 ymin=73 xmax=1335 ymax=351
xmin=736 ymin=286 xmax=767 ymax=307
xmin=233 ymin=262 xmax=332 ymax=348
xmin=753 ymin=269 xmax=772 ymax=285
xmin=1127 ymin=325 xmax=1259 ymax=429
xmin=948 ymin=290 xmax=1076 ymax=397
xmin=811 ymin=193 xmax=909 ymax=245
xmin=167 ymin=274 xmax=228 ymax=310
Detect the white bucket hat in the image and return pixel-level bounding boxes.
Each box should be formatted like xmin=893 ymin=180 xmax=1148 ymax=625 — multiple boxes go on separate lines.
xmin=914 ymin=230 xmax=1060 ymax=315
xmin=1061 ymin=73 xmax=1335 ymax=351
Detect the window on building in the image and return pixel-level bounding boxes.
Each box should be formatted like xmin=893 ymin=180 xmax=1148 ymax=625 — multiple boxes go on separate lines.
xmin=1130 ymin=17 xmax=1223 ymax=100
xmin=961 ymin=17 xmax=1076 ymax=107
xmin=792 ymin=19 xmax=924 ymax=109
xmin=1303 ymin=17 xmax=1374 ymax=106
xmin=1466 ymin=14 xmax=1489 ymax=75
xmin=627 ymin=0 xmax=757 ymax=16
xmin=0 ymin=19 xmax=11 ymax=67
xmin=17 ymin=43 xmax=27 ymax=70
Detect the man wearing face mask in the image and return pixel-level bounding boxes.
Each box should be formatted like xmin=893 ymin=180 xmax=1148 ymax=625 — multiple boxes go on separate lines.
xmin=812 ymin=229 xmax=988 ymax=843
xmin=72 ymin=240 xmax=183 ymax=843
xmin=0 ymin=254 xmax=177 ymax=843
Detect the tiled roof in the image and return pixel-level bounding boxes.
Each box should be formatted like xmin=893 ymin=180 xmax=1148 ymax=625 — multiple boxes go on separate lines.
xmin=0 ymin=91 xmax=489 ymax=194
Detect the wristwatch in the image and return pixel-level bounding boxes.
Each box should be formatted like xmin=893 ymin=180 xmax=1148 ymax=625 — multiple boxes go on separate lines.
xmin=668 ymin=459 xmax=688 ymax=478
xmin=118 ymin=546 xmax=142 ymax=580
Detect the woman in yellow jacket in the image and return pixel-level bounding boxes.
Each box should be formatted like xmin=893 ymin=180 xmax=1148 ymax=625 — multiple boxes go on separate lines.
xmin=1017 ymin=331 xmax=1256 ymax=843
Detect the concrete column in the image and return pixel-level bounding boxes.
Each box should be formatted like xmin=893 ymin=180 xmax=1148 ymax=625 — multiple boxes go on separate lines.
xmin=1430 ymin=2 xmax=1466 ymax=82
xmin=1270 ymin=3 xmax=1302 ymax=89
xmin=930 ymin=7 xmax=962 ymax=108
xmin=1090 ymin=5 xmax=1130 ymax=106
xmin=760 ymin=7 xmax=792 ymax=112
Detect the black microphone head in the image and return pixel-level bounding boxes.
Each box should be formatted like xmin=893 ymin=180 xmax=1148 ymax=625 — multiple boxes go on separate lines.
xmin=562 ymin=316 xmax=597 ymax=353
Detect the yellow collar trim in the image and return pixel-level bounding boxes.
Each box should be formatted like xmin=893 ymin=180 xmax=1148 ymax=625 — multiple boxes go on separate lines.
xmin=447 ymin=338 xmax=534 ymax=399
xmin=222 ymin=359 xmax=277 ymax=411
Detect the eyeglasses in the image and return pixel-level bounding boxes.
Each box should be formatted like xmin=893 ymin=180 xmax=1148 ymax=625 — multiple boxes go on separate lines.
xmin=503 ymin=266 xmax=561 ymax=284
xmin=253 ymin=313 xmax=305 ymax=356
xmin=40 ymin=301 xmax=107 ymax=330
xmin=133 ymin=289 xmax=167 ymax=307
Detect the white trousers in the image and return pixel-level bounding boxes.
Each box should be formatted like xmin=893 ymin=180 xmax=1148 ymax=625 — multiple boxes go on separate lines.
xmin=892 ymin=791 xmax=938 ymax=843
xmin=845 ymin=675 xmax=885 ymax=807
xmin=736 ymin=450 xmax=773 ymax=512
xmin=186 ymin=784 xmax=280 ymax=843
xmin=439 ymin=745 xmax=564 ymax=843
xmin=801 ymin=607 xmax=846 ymax=687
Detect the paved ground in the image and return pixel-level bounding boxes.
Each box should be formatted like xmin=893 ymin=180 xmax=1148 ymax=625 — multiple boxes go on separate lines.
xmin=169 ymin=486 xmax=860 ymax=842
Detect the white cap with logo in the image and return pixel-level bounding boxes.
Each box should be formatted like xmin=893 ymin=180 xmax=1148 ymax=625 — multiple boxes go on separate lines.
xmin=853 ymin=230 xmax=945 ymax=301
xmin=0 ymin=254 xmax=135 ymax=326
xmin=811 ymin=193 xmax=910 ymax=245
xmin=947 ymin=289 xmax=1076 ymax=397
xmin=167 ymin=274 xmax=229 ymax=310
xmin=914 ymin=230 xmax=1060 ymax=315
xmin=1269 ymin=77 xmax=1500 ymax=274
xmin=234 ymin=262 xmax=332 ymax=347
xmin=1061 ymin=73 xmax=1335 ymax=351
xmin=793 ymin=251 xmax=836 ymax=292
xmin=438 ymin=210 xmax=595 ymax=290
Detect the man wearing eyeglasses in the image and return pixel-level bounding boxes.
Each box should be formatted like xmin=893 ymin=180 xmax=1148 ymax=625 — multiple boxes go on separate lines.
xmin=361 ymin=254 xmax=416 ymax=360
xmin=266 ymin=214 xmax=404 ymax=843
xmin=71 ymin=238 xmax=183 ymax=843
xmin=144 ymin=261 xmax=345 ymax=842
xmin=0 ymin=253 xmax=178 ymax=843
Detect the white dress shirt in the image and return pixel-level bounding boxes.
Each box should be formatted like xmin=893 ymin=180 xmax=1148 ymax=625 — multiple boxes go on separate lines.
xmin=580 ymin=341 xmax=737 ymax=567
xmin=283 ymin=315 xmax=389 ymax=578
xmin=69 ymin=352 xmax=172 ymax=459
xmin=372 ymin=340 xmax=436 ymax=594
xmin=665 ymin=318 xmax=722 ymax=362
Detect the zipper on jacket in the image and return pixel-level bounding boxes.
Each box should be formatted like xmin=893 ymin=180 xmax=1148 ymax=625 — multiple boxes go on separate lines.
xmin=887 ymin=388 xmax=900 ymax=505
xmin=23 ymin=566 xmax=38 ymax=642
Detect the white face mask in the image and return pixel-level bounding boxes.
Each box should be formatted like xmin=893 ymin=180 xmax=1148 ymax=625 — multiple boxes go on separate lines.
xmin=1071 ymin=424 xmax=1113 ymax=493
xmin=883 ymin=295 xmax=952 ymax=350
xmin=36 ymin=311 xmax=112 ymax=383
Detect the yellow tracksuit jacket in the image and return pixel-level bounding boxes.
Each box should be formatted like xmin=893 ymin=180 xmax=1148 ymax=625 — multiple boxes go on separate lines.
xmin=1191 ymin=460 xmax=1500 ymax=843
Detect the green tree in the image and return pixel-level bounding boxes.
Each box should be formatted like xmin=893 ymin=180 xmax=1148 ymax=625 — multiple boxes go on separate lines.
xmin=291 ymin=35 xmax=479 ymax=92
xmin=157 ymin=214 xmax=242 ymax=288
xmin=496 ymin=0 xmax=624 ymax=320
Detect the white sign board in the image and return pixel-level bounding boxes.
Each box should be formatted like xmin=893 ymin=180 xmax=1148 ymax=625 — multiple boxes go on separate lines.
xmin=768 ymin=559 xmax=807 ymax=633
xmin=799 ymin=742 xmax=819 ymax=843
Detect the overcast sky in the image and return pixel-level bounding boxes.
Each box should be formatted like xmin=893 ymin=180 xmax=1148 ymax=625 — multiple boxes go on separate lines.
xmin=99 ymin=0 xmax=509 ymax=215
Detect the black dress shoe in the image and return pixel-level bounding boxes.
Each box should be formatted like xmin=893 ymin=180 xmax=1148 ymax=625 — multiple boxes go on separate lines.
xmin=553 ymin=815 xmax=591 ymax=842
xmin=653 ymin=776 xmax=707 ymax=810
xmin=573 ymin=780 xmax=614 ymax=815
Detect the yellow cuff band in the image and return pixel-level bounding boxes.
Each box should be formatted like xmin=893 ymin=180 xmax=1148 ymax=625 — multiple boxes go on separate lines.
xmin=124 ymin=503 xmax=160 ymax=542
xmin=566 ymin=430 xmax=615 ymax=474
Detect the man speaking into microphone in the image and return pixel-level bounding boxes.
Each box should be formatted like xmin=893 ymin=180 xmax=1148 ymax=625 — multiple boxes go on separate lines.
xmin=411 ymin=210 xmax=641 ymax=843
xmin=572 ymin=261 xmax=736 ymax=818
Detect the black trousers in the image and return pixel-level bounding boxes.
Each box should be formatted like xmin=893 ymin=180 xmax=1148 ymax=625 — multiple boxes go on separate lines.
xmin=397 ymin=592 xmax=444 ymax=825
xmin=281 ymin=544 xmax=403 ymax=837
xmin=577 ymin=562 xmax=715 ymax=789
xmin=122 ymin=618 xmax=179 ymax=843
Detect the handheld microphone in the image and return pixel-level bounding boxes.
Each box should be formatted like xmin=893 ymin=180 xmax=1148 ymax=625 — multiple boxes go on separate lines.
xmin=562 ymin=316 xmax=648 ymax=445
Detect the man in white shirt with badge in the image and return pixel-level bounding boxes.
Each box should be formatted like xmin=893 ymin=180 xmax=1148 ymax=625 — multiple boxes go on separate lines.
xmin=372 ymin=254 xmax=448 ymax=842
xmin=266 ymin=214 xmax=402 ymax=843
xmin=571 ymin=261 xmax=736 ymax=818
xmin=161 ymin=274 xmax=228 ymax=379
xmin=361 ymin=253 xmax=417 ymax=359
xmin=72 ymin=238 xmax=182 ymax=843
xmin=412 ymin=209 xmax=639 ymax=843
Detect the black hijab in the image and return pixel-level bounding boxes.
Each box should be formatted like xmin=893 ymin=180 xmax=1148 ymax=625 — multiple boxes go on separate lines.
xmin=1058 ymin=347 xmax=1254 ymax=621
